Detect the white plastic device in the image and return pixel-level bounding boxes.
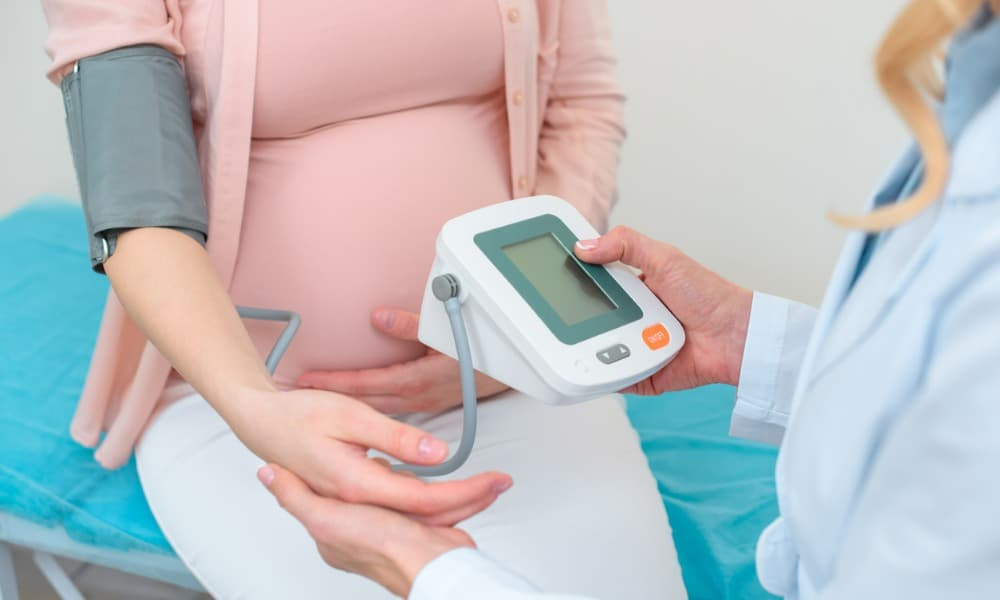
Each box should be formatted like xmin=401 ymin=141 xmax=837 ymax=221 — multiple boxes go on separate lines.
xmin=238 ymin=195 xmax=686 ymax=476
xmin=418 ymin=195 xmax=685 ymax=405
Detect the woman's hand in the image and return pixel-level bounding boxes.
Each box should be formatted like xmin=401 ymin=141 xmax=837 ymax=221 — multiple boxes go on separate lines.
xmin=230 ymin=387 xmax=512 ymax=526
xmin=575 ymin=226 xmax=753 ymax=395
xmin=258 ymin=463 xmax=479 ymax=598
xmin=297 ymin=308 xmax=509 ymax=414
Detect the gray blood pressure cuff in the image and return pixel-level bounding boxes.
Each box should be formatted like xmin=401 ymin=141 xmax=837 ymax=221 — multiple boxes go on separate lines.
xmin=61 ymin=44 xmax=208 ymax=272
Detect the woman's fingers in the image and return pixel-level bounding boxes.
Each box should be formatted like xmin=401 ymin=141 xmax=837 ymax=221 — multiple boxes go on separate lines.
xmin=575 ymin=225 xmax=670 ymax=273
xmin=352 ymin=395 xmax=423 ymax=414
xmin=337 ymin=402 xmax=450 ymax=464
xmin=298 ymin=361 xmax=421 ymax=396
xmin=321 ymin=403 xmax=515 ymax=515
xmin=296 ymin=308 xmax=426 ymax=394
xmin=371 ymin=308 xmax=421 ymax=341
xmin=296 ymin=308 xmax=425 ymax=393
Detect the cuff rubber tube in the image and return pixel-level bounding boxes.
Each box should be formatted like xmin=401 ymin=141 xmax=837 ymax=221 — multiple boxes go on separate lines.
xmin=391 ymin=293 xmax=479 ymax=477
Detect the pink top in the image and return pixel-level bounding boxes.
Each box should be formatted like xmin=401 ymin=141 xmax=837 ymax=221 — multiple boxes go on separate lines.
xmin=42 ymin=0 xmax=625 ymax=468
xmin=231 ymin=0 xmax=512 ymax=385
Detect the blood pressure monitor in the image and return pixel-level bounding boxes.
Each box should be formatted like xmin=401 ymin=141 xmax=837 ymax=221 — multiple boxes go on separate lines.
xmin=246 ymin=195 xmax=684 ymax=476
xmin=419 ymin=195 xmax=684 ymax=406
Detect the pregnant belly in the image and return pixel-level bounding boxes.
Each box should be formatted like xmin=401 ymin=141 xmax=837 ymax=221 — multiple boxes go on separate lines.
xmin=229 ymin=101 xmax=511 ymax=387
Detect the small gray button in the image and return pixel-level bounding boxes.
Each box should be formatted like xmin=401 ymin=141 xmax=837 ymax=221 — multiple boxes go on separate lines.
xmin=596 ymin=344 xmax=631 ymax=364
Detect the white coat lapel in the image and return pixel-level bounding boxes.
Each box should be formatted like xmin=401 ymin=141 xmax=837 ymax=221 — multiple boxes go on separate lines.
xmin=784 ymin=145 xmax=922 ymax=406
xmin=807 ymin=219 xmax=941 ymax=384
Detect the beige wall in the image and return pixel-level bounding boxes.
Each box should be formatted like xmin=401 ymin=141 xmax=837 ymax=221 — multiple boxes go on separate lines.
xmin=2 ymin=2 xmax=909 ymax=304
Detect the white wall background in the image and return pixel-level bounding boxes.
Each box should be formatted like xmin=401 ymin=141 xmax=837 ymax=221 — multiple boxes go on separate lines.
xmin=1 ymin=1 xmax=909 ymax=304
xmin=605 ymin=2 xmax=908 ymax=303
xmin=0 ymin=2 xmax=78 ymax=211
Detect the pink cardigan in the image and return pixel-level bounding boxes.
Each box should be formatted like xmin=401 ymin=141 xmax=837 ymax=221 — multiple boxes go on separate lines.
xmin=41 ymin=0 xmax=626 ymax=469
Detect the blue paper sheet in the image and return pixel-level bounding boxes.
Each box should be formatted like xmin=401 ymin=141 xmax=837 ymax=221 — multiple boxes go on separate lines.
xmin=0 ymin=198 xmax=779 ymax=598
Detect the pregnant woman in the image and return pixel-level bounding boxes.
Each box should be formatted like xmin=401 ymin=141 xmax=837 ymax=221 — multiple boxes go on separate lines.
xmin=42 ymin=1 xmax=684 ymax=598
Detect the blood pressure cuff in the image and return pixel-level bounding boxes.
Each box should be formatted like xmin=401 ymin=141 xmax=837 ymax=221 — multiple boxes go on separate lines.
xmin=61 ymin=44 xmax=208 ymax=272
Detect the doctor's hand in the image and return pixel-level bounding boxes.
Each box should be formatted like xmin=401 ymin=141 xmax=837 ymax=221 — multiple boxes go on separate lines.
xmin=231 ymin=387 xmax=512 ymax=525
xmin=258 ymin=462 xmax=478 ymax=598
xmin=297 ymin=308 xmax=509 ymax=414
xmin=575 ymin=226 xmax=753 ymax=394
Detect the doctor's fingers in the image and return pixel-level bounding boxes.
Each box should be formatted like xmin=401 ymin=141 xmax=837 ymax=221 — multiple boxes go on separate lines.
xmin=575 ymin=225 xmax=678 ymax=275
xmin=259 ymin=463 xmax=330 ymax=525
xmin=259 ymin=464 xmax=388 ymax=558
xmin=407 ymin=487 xmax=506 ymax=527
xmin=367 ymin=456 xmax=508 ymax=526
xmin=261 ymin=465 xmax=480 ymax=582
xmin=328 ymin=450 xmax=512 ymax=517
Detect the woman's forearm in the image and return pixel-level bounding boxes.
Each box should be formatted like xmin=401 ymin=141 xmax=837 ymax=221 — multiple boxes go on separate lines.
xmin=103 ymin=227 xmax=275 ymax=418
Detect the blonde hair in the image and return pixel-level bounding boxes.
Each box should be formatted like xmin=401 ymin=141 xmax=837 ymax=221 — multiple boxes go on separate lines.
xmin=831 ymin=0 xmax=999 ymax=231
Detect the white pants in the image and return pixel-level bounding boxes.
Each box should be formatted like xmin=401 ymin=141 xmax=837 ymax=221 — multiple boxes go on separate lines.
xmin=136 ymin=391 xmax=686 ymax=599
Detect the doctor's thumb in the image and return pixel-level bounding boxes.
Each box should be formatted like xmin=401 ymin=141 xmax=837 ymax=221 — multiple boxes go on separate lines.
xmin=575 ymin=226 xmax=661 ymax=272
xmin=257 ymin=464 xmax=322 ymax=522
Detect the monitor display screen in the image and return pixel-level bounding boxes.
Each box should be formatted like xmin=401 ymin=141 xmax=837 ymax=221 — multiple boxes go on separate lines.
xmin=502 ymin=234 xmax=617 ymax=326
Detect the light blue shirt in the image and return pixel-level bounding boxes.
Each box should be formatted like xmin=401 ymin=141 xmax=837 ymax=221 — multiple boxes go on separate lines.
xmin=410 ymin=11 xmax=1000 ymax=600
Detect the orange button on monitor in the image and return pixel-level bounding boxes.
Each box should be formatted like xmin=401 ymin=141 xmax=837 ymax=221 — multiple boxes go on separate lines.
xmin=642 ymin=323 xmax=671 ymax=350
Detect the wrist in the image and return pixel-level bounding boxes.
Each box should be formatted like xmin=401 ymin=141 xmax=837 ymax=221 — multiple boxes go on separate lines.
xmin=392 ymin=535 xmax=470 ymax=597
xmin=213 ymin=384 xmax=280 ymax=441
xmin=722 ymin=287 xmax=754 ymax=387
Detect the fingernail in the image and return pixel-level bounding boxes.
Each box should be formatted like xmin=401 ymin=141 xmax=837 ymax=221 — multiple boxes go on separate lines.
xmin=374 ymin=310 xmax=395 ymax=329
xmin=576 ymin=238 xmax=599 ymax=251
xmin=418 ymin=436 xmax=446 ymax=459
xmin=257 ymin=466 xmax=275 ymax=487
xmin=492 ymin=480 xmax=513 ymax=495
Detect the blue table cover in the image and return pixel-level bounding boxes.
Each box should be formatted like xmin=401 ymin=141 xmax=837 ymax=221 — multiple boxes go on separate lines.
xmin=0 ymin=198 xmax=779 ymax=598
xmin=0 ymin=198 xmax=168 ymax=555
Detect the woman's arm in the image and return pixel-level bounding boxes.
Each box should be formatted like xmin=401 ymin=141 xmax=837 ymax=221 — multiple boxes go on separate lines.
xmin=534 ymin=0 xmax=626 ymax=230
xmin=43 ymin=0 xmax=272 ymax=435
xmin=44 ymin=0 xmax=511 ymax=519
xmin=105 ymin=230 xmax=510 ymax=523
xmin=103 ymin=229 xmax=273 ymax=414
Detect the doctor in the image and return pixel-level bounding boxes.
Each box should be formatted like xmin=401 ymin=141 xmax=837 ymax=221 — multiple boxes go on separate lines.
xmin=258 ymin=0 xmax=1000 ymax=598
